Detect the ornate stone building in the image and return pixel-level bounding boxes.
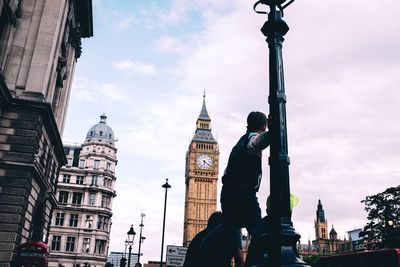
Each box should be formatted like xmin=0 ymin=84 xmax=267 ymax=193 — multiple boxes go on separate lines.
xmin=298 ymin=200 xmax=365 ymax=257
xmin=183 ymin=95 xmax=219 ymax=246
xmin=0 ymin=0 xmax=93 ymax=266
xmin=48 ymin=114 xmax=117 ymax=267
xmin=314 ymin=199 xmax=328 ymax=241
xmin=312 ymin=199 xmax=342 ymax=254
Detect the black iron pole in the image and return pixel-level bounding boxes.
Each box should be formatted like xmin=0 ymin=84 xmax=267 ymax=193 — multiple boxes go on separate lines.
xmin=257 ymin=1 xmax=309 ymax=266
xmin=128 ymin=244 xmax=132 ymax=267
xmin=138 ymin=213 xmax=145 ymax=264
xmin=160 ymin=179 xmax=171 ymax=267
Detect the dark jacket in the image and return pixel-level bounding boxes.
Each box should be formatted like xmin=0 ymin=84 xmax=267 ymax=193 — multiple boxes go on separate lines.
xmin=222 ymin=131 xmax=269 ymax=192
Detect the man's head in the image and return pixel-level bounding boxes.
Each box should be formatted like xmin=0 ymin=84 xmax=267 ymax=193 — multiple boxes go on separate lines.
xmin=207 ymin=211 xmax=223 ymax=229
xmin=247 ymin=111 xmax=268 ymax=132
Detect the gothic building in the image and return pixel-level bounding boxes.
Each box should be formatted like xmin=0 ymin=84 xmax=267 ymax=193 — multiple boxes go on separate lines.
xmin=0 ymin=1 xmax=93 ymax=266
xmin=183 ymin=95 xmax=219 ymax=246
xmin=312 ymin=199 xmax=342 ymax=254
xmin=48 ymin=114 xmax=117 ymax=267
xmin=298 ymin=200 xmax=365 ymax=257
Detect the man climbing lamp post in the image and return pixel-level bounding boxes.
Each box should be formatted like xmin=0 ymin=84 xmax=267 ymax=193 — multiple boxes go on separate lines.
xmin=253 ymin=0 xmax=310 ymax=266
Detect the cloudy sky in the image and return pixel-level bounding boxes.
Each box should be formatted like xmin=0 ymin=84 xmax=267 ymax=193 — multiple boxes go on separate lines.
xmin=63 ymin=0 xmax=400 ymax=263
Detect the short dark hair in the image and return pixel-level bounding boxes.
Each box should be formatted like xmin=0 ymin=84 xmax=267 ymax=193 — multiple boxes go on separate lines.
xmin=247 ymin=111 xmax=267 ymax=131
xmin=207 ymin=211 xmax=223 ymax=229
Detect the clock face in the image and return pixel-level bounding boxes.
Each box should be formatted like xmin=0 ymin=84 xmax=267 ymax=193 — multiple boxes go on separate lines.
xmin=196 ymin=154 xmax=213 ymax=170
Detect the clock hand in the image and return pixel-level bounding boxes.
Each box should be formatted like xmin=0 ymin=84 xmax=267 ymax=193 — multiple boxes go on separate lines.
xmin=203 ymin=160 xmax=211 ymax=167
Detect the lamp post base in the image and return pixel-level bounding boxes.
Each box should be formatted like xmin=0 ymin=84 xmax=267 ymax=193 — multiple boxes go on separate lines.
xmin=260 ymin=223 xmax=310 ymax=267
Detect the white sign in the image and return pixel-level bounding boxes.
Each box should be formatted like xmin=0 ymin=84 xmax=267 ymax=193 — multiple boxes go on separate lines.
xmin=166 ymin=245 xmax=187 ymax=267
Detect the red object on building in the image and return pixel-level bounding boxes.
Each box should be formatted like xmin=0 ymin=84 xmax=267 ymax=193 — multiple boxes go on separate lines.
xmin=15 ymin=241 xmax=49 ymax=267
xmin=318 ymin=248 xmax=400 ymax=267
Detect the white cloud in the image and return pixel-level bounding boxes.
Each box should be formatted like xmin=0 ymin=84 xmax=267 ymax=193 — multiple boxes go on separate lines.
xmin=156 ymin=35 xmax=185 ymax=53
xmin=116 ymin=15 xmax=135 ymax=31
xmin=113 ymin=59 xmax=158 ymax=75
xmin=71 ymin=77 xmax=128 ymax=103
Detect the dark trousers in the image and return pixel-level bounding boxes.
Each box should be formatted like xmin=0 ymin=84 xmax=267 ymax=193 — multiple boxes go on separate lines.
xmin=221 ymin=184 xmax=262 ymax=233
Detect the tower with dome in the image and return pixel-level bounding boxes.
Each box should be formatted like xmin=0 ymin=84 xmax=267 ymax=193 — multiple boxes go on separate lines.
xmin=48 ymin=114 xmax=118 ymax=267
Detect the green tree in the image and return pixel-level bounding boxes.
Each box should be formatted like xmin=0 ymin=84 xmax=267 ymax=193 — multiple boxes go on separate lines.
xmin=361 ymin=185 xmax=400 ymax=249
xmin=302 ymin=255 xmax=320 ymax=267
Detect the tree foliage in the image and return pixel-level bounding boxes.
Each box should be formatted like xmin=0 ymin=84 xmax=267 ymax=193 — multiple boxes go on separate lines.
xmin=361 ymin=185 xmax=400 ymax=249
xmin=302 ymin=255 xmax=320 ymax=267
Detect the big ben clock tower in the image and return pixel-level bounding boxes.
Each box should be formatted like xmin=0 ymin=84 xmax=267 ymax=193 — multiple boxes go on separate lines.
xmin=183 ymin=94 xmax=219 ymax=246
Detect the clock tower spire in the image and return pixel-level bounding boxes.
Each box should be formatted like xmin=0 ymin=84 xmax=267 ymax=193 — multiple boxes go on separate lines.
xmin=183 ymin=94 xmax=219 ymax=246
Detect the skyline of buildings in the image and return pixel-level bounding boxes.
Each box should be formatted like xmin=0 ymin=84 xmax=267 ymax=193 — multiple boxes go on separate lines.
xmin=0 ymin=1 xmax=397 ymax=265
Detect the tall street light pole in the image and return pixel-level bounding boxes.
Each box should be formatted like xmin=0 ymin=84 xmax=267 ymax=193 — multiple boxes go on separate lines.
xmin=253 ymin=0 xmax=309 ymax=266
xmin=137 ymin=213 xmax=146 ymax=265
xmin=127 ymin=225 xmax=136 ymax=267
xmin=160 ymin=179 xmax=171 ymax=267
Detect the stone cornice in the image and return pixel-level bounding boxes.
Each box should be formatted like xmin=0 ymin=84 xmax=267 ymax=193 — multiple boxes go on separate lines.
xmin=73 ymin=0 xmax=93 ymax=38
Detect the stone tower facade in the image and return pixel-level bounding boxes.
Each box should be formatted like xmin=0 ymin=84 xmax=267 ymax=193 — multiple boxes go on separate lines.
xmin=314 ymin=199 xmax=328 ymax=240
xmin=183 ymin=95 xmax=219 ymax=246
xmin=0 ymin=1 xmax=93 ymax=266
xmin=48 ymin=114 xmax=117 ymax=267
xmin=312 ymin=199 xmax=342 ymax=254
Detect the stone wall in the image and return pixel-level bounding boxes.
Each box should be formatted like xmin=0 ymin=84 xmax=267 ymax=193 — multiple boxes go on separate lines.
xmin=0 ymin=90 xmax=66 ymax=266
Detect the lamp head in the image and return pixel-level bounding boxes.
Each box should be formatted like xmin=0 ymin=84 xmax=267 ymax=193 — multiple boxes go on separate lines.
xmin=162 ymin=178 xmax=171 ymax=189
xmin=260 ymin=0 xmax=288 ymax=5
xmin=127 ymin=225 xmax=136 ymax=242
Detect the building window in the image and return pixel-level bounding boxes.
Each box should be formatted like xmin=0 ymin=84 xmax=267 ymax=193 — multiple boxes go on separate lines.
xmin=55 ymin=212 xmax=65 ymax=226
xmin=72 ymin=192 xmax=83 ymax=205
xmin=94 ymin=160 xmax=100 ymax=170
xmin=106 ymin=163 xmax=111 ymax=171
xmin=76 ymin=176 xmax=84 ymax=184
xmin=79 ymin=159 xmax=85 ymax=168
xmin=103 ymin=178 xmax=112 ymax=188
xmin=101 ymin=194 xmax=111 ymax=208
xmin=95 ymin=239 xmax=107 ymax=255
xmin=69 ymin=214 xmax=79 ymax=227
xmin=86 ymin=215 xmax=93 ymax=228
xmin=88 ymin=193 xmax=95 ymax=206
xmin=63 ymin=175 xmax=71 ymax=183
xmin=97 ymin=216 xmax=109 ymax=230
xmin=51 ymin=235 xmax=61 ymax=251
xmin=58 ymin=191 xmax=69 ymax=204
xmin=82 ymin=238 xmax=90 ymax=253
xmin=91 ymin=175 xmax=98 ymax=186
xmin=66 ymin=236 xmax=76 ymax=252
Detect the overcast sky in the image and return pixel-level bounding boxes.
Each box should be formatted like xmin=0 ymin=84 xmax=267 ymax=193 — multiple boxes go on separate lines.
xmin=63 ymin=0 xmax=400 ymax=263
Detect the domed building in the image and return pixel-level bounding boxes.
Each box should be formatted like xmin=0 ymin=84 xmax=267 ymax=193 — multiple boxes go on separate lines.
xmin=48 ymin=114 xmax=118 ymax=267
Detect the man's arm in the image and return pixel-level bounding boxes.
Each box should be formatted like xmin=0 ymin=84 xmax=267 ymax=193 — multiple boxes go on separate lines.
xmin=247 ymin=131 xmax=270 ymax=156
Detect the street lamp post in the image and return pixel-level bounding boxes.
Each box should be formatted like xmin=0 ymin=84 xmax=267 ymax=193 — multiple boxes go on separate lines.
xmin=137 ymin=213 xmax=146 ymax=265
xmin=120 ymin=239 xmax=128 ymax=267
xmin=253 ymin=0 xmax=309 ymax=266
xmin=160 ymin=179 xmax=171 ymax=267
xmin=127 ymin=225 xmax=136 ymax=267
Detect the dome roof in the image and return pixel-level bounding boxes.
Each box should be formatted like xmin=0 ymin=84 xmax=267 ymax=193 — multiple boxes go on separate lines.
xmin=85 ymin=114 xmax=115 ymax=143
